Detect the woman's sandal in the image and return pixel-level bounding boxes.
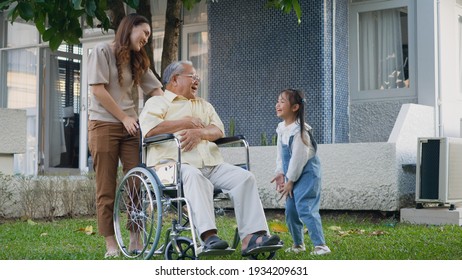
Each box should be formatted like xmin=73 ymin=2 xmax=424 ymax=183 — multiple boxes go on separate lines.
xmin=241 ymin=233 xmax=281 ymax=257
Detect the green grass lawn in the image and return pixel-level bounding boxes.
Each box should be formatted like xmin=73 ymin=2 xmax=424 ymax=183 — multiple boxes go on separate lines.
xmin=1 ymin=210 xmax=462 ymax=260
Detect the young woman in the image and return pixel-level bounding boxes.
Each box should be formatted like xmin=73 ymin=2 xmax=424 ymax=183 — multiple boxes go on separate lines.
xmin=271 ymin=88 xmax=331 ymax=255
xmin=87 ymin=13 xmax=163 ymax=258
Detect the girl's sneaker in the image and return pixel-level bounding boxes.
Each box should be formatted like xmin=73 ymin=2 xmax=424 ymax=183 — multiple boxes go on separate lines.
xmin=310 ymin=245 xmax=331 ymax=255
xmin=284 ymin=244 xmax=306 ymax=253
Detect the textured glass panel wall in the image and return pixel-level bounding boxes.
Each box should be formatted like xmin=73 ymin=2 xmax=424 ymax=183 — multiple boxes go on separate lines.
xmin=208 ymin=0 xmax=349 ymax=145
xmin=334 ymin=0 xmax=350 ymax=143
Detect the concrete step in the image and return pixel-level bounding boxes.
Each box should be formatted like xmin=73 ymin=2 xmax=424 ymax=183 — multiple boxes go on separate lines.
xmin=400 ymin=204 xmax=462 ymax=226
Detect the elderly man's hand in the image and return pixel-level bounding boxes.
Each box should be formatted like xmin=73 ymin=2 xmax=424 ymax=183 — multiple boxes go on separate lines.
xmin=183 ymin=116 xmax=205 ymax=129
xmin=179 ymin=129 xmax=202 ymax=152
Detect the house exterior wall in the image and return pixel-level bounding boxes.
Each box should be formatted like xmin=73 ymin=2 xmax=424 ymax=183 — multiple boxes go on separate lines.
xmin=348 ymin=0 xmax=462 ymax=143
xmin=208 ymin=0 xmax=349 ymax=146
xmin=437 ymin=0 xmax=462 ymax=137
xmin=349 ymin=0 xmax=420 ymax=143
xmin=0 ymin=108 xmax=26 ymax=175
xmin=3 ymin=0 xmax=462 ymax=214
xmin=350 ymin=99 xmax=417 ymax=143
xmin=0 ymin=108 xmax=26 ymax=154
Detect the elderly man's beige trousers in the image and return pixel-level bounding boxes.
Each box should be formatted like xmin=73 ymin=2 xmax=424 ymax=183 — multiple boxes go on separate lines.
xmin=181 ymin=163 xmax=270 ymax=241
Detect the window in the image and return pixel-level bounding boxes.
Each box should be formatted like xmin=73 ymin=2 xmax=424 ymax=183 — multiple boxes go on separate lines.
xmin=350 ymin=0 xmax=414 ymax=101
xmin=180 ymin=0 xmax=208 ymax=99
xmin=359 ymin=8 xmax=408 ymax=90
xmin=1 ymin=48 xmax=38 ymax=109
xmin=0 ymin=47 xmax=39 ymax=175
xmin=49 ymin=45 xmax=82 ymax=169
xmin=183 ymin=28 xmax=208 ymax=99
xmin=152 ymin=31 xmax=164 ymax=77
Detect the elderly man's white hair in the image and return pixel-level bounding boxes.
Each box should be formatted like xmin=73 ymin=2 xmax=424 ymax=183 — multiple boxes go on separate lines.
xmin=162 ymin=60 xmax=193 ymax=85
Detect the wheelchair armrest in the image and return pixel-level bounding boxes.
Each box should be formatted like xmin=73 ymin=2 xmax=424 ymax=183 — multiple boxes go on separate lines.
xmin=214 ymin=135 xmax=247 ymax=146
xmin=143 ymin=133 xmax=176 ymax=145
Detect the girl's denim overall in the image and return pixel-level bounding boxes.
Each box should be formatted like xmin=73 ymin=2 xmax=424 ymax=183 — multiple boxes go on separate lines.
xmin=282 ymin=135 xmax=325 ymax=246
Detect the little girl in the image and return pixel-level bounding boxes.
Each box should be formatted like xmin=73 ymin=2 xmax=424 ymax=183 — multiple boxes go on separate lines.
xmin=271 ymin=88 xmax=331 ymax=255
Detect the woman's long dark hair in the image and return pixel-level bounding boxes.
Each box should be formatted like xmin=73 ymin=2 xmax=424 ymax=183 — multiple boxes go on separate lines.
xmin=113 ymin=13 xmax=150 ymax=86
xmin=279 ymin=88 xmax=310 ymax=146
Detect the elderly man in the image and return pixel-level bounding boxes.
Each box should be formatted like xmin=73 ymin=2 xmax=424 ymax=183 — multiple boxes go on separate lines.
xmin=139 ymin=61 xmax=280 ymax=256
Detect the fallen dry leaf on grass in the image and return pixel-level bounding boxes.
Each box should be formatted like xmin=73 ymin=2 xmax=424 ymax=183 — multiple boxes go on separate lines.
xmin=76 ymin=225 xmax=95 ymax=235
xmin=369 ymin=230 xmax=387 ymax=236
xmin=337 ymin=229 xmax=366 ymax=237
xmin=269 ymin=222 xmax=289 ymax=233
xmin=328 ymin=226 xmax=342 ymax=231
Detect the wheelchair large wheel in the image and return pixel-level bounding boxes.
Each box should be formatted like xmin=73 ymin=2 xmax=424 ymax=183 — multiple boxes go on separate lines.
xmin=165 ymin=237 xmax=197 ymax=260
xmin=114 ymin=167 xmax=163 ymax=259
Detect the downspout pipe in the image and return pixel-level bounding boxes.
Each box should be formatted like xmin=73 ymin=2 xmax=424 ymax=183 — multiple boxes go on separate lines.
xmin=331 ymin=0 xmax=336 ymax=143
xmin=435 ymin=0 xmax=443 ymax=137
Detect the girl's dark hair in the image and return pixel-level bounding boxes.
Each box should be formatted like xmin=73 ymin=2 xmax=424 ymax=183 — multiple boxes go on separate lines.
xmin=113 ymin=13 xmax=150 ymax=86
xmin=279 ymin=88 xmax=310 ymax=146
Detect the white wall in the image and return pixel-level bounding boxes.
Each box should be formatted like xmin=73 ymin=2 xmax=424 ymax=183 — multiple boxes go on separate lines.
xmin=0 ymin=108 xmax=26 ymax=154
xmin=437 ymin=0 xmax=462 ymax=137
xmin=0 ymin=108 xmax=26 ymax=175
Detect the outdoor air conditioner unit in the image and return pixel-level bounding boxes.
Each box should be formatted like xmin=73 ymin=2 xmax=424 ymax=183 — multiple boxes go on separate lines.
xmin=416 ymin=137 xmax=462 ymax=210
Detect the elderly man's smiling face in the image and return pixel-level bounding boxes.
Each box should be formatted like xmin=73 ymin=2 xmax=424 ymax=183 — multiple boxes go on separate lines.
xmin=172 ymin=64 xmax=200 ymax=100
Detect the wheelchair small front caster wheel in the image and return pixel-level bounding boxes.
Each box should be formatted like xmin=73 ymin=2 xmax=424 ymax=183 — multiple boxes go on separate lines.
xmin=165 ymin=237 xmax=197 ymax=260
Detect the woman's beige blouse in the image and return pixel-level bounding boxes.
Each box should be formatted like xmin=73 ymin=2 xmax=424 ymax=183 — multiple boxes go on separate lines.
xmin=87 ymin=42 xmax=161 ymax=122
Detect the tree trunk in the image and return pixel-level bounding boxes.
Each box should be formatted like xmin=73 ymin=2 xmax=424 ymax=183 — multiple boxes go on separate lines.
xmin=136 ymin=0 xmax=160 ymax=81
xmin=107 ymin=0 xmax=126 ymax=31
xmin=161 ymin=0 xmax=182 ymax=81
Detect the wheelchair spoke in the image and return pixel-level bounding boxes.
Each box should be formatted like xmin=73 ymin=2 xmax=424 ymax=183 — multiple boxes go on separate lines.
xmin=114 ymin=168 xmax=163 ymax=259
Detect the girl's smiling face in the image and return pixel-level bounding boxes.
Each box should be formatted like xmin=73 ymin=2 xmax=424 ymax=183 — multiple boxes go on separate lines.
xmin=276 ymin=92 xmax=298 ymax=122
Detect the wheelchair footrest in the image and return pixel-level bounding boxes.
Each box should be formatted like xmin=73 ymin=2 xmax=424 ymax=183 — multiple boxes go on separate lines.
xmin=197 ymin=247 xmax=235 ymax=257
xmin=243 ymin=243 xmax=284 ymax=256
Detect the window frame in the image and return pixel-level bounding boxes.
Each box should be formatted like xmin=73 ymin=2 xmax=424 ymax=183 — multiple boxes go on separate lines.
xmin=181 ymin=23 xmax=208 ymax=100
xmin=349 ymin=0 xmax=416 ymax=102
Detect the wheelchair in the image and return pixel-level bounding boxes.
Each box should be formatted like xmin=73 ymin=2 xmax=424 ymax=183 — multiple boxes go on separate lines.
xmin=113 ymin=133 xmax=283 ymax=260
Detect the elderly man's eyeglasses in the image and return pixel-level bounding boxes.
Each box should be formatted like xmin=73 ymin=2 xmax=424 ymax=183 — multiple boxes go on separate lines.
xmin=177 ymin=74 xmax=201 ymax=82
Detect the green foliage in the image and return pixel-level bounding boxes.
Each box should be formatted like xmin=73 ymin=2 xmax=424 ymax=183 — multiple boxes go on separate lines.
xmin=271 ymin=133 xmax=278 ymax=145
xmin=229 ymin=117 xmax=235 ymax=137
xmin=260 ymin=132 xmax=277 ymax=146
xmin=261 ymin=132 xmax=268 ymax=146
xmin=182 ymin=0 xmax=201 ymax=10
xmin=1 ymin=0 xmax=302 ymax=51
xmin=266 ymin=0 xmax=302 ymax=24
xmin=0 ymin=172 xmax=15 ymax=218
xmin=2 ymin=212 xmax=462 ymax=260
xmin=0 ymin=0 xmax=139 ymax=50
xmin=183 ymin=0 xmax=220 ymax=10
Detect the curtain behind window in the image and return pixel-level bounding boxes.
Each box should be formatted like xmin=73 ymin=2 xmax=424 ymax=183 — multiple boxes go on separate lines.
xmin=49 ymin=56 xmax=67 ymax=167
xmin=359 ymin=9 xmax=405 ymax=90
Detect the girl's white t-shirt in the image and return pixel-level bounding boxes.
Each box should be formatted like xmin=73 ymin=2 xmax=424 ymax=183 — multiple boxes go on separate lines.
xmin=275 ymin=122 xmax=316 ymax=182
